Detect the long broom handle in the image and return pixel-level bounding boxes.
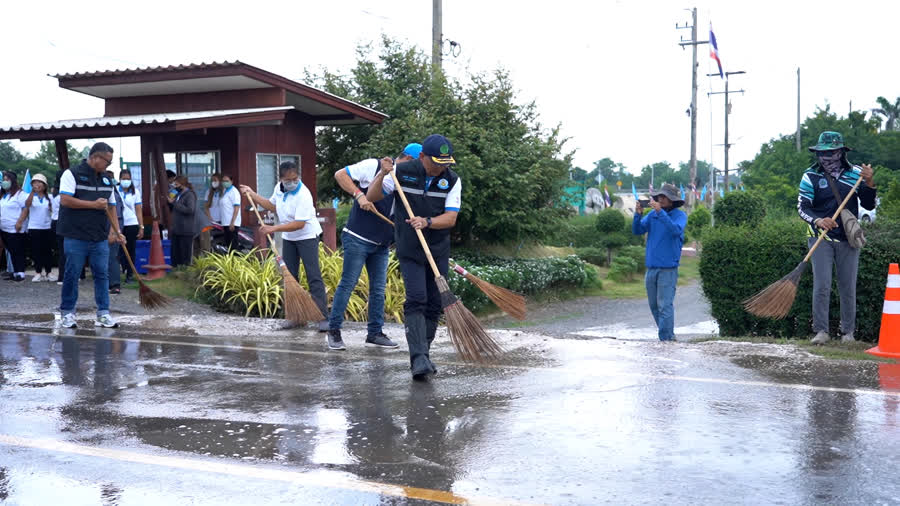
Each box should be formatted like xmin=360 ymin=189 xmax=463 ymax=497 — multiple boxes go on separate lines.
xmin=390 ymin=170 xmax=443 ymax=279
xmin=104 ymin=207 xmax=142 ymax=281
xmin=243 ymin=191 xmax=283 ymax=258
xmin=802 ymin=176 xmax=864 ymax=263
xmin=369 ymin=207 xmax=395 ymax=226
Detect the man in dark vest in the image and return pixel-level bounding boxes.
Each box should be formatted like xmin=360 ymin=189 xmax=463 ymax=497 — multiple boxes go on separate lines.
xmin=326 ymin=142 xmax=422 ymax=351
xmin=58 ymin=142 xmax=126 ymax=329
xmin=367 ymin=134 xmax=462 ymax=380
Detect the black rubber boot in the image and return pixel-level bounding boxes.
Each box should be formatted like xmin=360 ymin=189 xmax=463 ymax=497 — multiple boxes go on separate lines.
xmin=406 ymin=313 xmax=436 ymax=380
xmin=425 ymin=318 xmax=439 ymax=374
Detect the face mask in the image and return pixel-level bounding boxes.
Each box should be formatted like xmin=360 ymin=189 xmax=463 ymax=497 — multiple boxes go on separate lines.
xmin=222 ymin=182 xmax=232 ymax=189
xmin=121 ymin=180 xmax=132 ymax=189
xmin=817 ymin=150 xmax=843 ymax=178
xmin=1 ymin=181 xmax=10 ymax=190
xmin=211 ymin=181 xmax=220 ymax=189
xmin=282 ymin=180 xmax=299 ymax=192
xmin=169 ymin=182 xmax=176 ymax=189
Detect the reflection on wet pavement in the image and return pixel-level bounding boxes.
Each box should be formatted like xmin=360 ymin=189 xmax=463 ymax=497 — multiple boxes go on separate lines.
xmin=1 ymin=329 xmax=899 ymax=504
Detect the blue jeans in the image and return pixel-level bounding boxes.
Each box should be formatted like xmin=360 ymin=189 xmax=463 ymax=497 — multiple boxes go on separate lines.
xmin=61 ymin=238 xmax=110 ymax=317
xmin=645 ymin=267 xmax=678 ymax=341
xmin=328 ymin=232 xmax=389 ymax=335
xmin=107 ymin=241 xmax=121 ymax=289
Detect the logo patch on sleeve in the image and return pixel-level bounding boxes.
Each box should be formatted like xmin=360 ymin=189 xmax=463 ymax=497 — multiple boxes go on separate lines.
xmin=818 ymin=179 xmax=828 ymax=189
xmin=102 ymin=177 xmax=111 ymax=185
xmin=437 ymin=178 xmax=449 ymax=190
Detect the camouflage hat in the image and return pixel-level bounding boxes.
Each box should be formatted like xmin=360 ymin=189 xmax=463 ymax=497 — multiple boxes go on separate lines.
xmin=809 ymin=131 xmax=851 ymax=152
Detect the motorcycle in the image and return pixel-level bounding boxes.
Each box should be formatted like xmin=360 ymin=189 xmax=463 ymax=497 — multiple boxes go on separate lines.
xmin=208 ymin=223 xmax=256 ymax=254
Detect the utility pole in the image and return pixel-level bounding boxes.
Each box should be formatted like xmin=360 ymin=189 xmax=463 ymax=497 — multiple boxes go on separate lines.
xmin=677 ymin=8 xmax=709 ymax=207
xmin=796 ymin=68 xmax=801 ymax=152
xmin=708 ymin=70 xmax=746 ymax=193
xmin=432 ymin=0 xmax=442 ymax=76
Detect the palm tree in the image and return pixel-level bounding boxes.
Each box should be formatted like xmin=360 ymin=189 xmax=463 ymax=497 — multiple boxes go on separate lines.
xmin=871 ymin=96 xmax=900 ymax=131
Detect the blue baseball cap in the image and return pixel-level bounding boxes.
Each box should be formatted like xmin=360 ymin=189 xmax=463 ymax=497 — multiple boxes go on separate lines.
xmin=402 ymin=143 xmax=422 ymax=159
xmin=421 ymin=134 xmax=456 ymax=165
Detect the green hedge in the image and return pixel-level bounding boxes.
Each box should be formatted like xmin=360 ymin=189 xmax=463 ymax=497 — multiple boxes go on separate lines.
xmin=712 ymin=191 xmax=766 ymax=227
xmin=575 ymin=247 xmax=607 ymax=266
xmin=700 ymin=218 xmax=900 ymax=341
xmin=450 ymin=254 xmax=597 ymax=313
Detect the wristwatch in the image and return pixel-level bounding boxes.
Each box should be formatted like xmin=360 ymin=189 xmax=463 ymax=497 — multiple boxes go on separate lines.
xmin=426 ymin=217 xmax=432 ymax=229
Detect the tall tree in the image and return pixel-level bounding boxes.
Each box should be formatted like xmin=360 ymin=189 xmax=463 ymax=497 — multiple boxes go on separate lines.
xmin=0 ymin=141 xmax=24 ymax=164
xmin=305 ymin=36 xmax=572 ymax=244
xmin=35 ymin=141 xmax=86 ymax=167
xmin=872 ymin=96 xmax=900 ymax=131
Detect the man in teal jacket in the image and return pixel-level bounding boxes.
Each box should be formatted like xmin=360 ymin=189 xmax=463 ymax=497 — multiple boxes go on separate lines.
xmin=632 ymin=183 xmax=687 ymax=341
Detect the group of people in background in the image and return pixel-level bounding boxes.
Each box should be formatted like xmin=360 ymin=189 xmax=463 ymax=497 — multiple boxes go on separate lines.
xmin=2 ymin=170 xmax=61 ymax=283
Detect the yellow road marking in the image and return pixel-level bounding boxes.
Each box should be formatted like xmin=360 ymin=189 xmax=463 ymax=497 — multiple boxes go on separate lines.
xmin=0 ymin=434 xmax=535 ymax=506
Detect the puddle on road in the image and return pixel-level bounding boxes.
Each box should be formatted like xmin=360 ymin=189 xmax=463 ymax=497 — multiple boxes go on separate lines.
xmin=573 ymin=320 xmax=719 ymax=341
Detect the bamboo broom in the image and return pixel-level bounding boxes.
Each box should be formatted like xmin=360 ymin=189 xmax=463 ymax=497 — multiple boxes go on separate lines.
xmin=390 ymin=171 xmax=503 ymax=363
xmin=743 ymin=176 xmax=864 ymax=319
xmin=105 ymin=208 xmax=171 ymax=309
xmin=244 ymin=191 xmax=324 ymax=323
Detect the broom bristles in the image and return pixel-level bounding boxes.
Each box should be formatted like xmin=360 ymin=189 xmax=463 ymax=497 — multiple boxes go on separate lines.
xmin=138 ymin=282 xmax=171 ymax=309
xmin=743 ymin=261 xmax=807 ymax=319
xmin=436 ymin=276 xmax=503 ymax=363
xmin=464 ymin=272 xmax=527 ymax=320
xmin=280 ymin=264 xmax=323 ymax=323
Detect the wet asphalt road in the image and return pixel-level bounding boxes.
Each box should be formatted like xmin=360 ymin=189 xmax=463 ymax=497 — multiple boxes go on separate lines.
xmin=2 ymin=322 xmax=900 ymax=505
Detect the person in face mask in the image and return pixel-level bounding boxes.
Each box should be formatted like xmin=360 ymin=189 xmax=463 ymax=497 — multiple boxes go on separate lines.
xmin=219 ymin=174 xmax=241 ymax=251
xmin=118 ymin=169 xmax=144 ymax=283
xmin=797 ymin=131 xmax=877 ymax=345
xmin=205 ymin=173 xmax=223 ymax=226
xmin=167 ymin=176 xmax=197 ymax=267
xmin=241 ymin=162 xmax=327 ymax=331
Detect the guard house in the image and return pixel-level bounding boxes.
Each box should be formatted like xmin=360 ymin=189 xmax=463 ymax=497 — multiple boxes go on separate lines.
xmin=0 ymin=62 xmax=387 ymax=246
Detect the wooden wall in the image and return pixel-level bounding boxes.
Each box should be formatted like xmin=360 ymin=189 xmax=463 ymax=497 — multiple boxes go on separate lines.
xmin=106 ymin=88 xmax=286 ymax=116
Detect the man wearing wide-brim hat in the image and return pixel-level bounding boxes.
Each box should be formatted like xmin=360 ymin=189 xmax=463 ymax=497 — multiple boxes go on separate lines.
xmin=632 ymin=183 xmax=687 ymax=342
xmin=798 ymin=131 xmax=877 ymax=345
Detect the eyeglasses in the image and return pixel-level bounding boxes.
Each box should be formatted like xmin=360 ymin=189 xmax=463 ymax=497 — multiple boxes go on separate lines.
xmin=96 ymin=155 xmax=113 ymax=167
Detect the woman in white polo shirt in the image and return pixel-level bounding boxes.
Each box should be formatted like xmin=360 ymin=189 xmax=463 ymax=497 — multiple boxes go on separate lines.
xmin=204 ymin=173 xmax=223 ymax=225
xmin=219 ymin=174 xmax=241 ymax=251
xmin=240 ymin=161 xmax=328 ymax=330
xmin=1 ymin=171 xmax=29 ymax=282
xmin=25 ymin=174 xmax=54 ymax=282
xmin=118 ymin=169 xmax=144 ymax=283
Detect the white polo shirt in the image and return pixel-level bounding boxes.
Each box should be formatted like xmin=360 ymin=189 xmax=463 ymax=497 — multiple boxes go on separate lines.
xmin=269 ymin=183 xmax=321 ymax=241
xmin=208 ymin=191 xmax=222 ymax=224
xmin=121 ymin=188 xmax=142 ymax=226
xmin=27 ymin=194 xmax=52 ymax=230
xmin=0 ymin=191 xmax=28 ymax=233
xmin=51 ymin=195 xmax=61 ymax=221
xmin=219 ymin=185 xmax=242 ymax=227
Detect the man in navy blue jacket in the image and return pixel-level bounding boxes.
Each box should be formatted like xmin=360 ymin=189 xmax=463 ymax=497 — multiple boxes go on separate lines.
xmin=632 ymin=183 xmax=688 ymax=341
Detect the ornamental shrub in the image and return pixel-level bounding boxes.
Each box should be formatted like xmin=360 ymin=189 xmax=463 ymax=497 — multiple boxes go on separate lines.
xmin=575 ymin=247 xmax=607 ymax=266
xmin=686 ymin=205 xmax=712 ymax=242
xmin=712 ymin=191 xmax=766 ymax=227
xmin=618 ymin=245 xmax=646 ymax=274
xmin=608 ymin=256 xmax=638 ymax=282
xmin=700 ymin=217 xmax=900 ymax=341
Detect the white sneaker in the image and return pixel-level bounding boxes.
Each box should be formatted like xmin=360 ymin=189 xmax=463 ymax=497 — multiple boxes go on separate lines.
xmin=32 ymin=274 xmax=43 ymax=282
xmin=811 ymin=331 xmax=830 ymax=345
xmin=95 ymin=314 xmax=119 ymax=328
xmin=841 ymin=332 xmax=856 ymax=343
xmin=47 ymin=274 xmax=58 ymax=282
xmin=61 ymin=313 xmax=77 ymax=328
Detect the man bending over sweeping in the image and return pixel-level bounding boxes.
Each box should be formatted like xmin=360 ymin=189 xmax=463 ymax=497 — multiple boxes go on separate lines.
xmin=367 ymin=134 xmax=462 ymax=380
xmin=632 ymin=183 xmax=687 ymax=342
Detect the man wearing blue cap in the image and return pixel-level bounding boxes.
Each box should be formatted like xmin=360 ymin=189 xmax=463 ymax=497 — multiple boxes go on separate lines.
xmin=367 ymin=134 xmax=462 ymax=380
xmin=326 ymin=143 xmax=423 ymax=351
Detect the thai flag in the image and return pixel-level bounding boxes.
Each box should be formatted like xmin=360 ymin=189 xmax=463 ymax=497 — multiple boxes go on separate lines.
xmin=710 ymin=23 xmax=723 ymax=79
xmin=604 ymin=186 xmax=612 ymax=207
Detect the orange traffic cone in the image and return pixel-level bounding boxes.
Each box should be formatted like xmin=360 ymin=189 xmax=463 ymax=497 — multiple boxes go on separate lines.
xmin=142 ymin=221 xmax=172 ymax=280
xmin=866 ymin=263 xmax=900 ymax=359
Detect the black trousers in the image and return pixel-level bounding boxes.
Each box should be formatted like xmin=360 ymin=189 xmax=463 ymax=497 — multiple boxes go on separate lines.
xmin=0 ymin=231 xmax=27 ymax=273
xmin=122 ymin=225 xmax=140 ymax=277
xmin=398 ymin=254 xmax=449 ymax=322
xmin=29 ymin=228 xmax=54 ymax=274
xmin=171 ymin=234 xmax=194 ymax=268
xmin=223 ymin=227 xmax=239 ymax=251
xmin=282 ymin=237 xmax=328 ymax=318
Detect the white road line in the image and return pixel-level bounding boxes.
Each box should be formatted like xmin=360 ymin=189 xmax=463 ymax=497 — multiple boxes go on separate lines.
xmin=0 ymin=434 xmax=535 ymax=506
xmin=6 ymin=329 xmax=900 ymax=398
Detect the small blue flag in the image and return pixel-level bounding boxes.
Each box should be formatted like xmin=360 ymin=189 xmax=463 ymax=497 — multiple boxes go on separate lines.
xmin=720 ymin=187 xmax=724 ymax=197
xmin=632 ymin=182 xmax=638 ymax=201
xmin=700 ymin=184 xmax=707 ymax=201
xmin=680 ymin=183 xmax=685 ymax=200
xmin=332 ymin=197 xmax=340 ymax=209
xmin=22 ymin=169 xmax=32 ymax=194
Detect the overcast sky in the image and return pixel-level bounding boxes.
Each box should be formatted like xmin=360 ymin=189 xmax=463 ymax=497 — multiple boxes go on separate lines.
xmin=1 ymin=0 xmax=897 ymax=178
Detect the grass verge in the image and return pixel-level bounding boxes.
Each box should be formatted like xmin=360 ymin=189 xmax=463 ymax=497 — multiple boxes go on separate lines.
xmin=693 ymin=335 xmax=896 ymax=363
xmin=590 ymin=255 xmax=701 ymax=299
